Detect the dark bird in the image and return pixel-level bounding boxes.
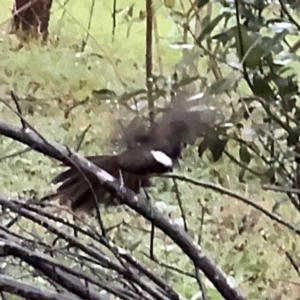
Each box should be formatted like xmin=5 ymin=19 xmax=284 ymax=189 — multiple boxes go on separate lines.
xmin=52 ymin=105 xmax=215 ymax=213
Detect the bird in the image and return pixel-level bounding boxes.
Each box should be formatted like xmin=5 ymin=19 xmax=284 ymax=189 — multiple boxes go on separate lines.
xmin=52 ymin=155 xmax=151 ymax=212
xmin=52 ymin=104 xmax=215 ymax=213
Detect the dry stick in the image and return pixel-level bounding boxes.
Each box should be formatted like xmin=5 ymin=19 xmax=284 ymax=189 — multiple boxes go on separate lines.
xmin=0 ymin=231 xmax=107 ymax=300
xmin=263 ymin=184 xmax=300 ymax=195
xmin=285 ymin=251 xmax=300 ymax=277
xmin=172 ymin=178 xmax=188 ymax=232
xmin=278 ymin=0 xmax=300 ymax=32
xmin=195 ymin=264 xmax=209 ymax=300
xmin=146 ymin=0 xmax=154 ymax=125
xmin=198 ymin=201 xmax=206 ymax=245
xmin=119 ymin=252 xmax=179 ymax=300
xmin=0 ymin=98 xmax=107 ymax=237
xmin=0 ymin=274 xmax=79 ymax=300
xmin=153 ymin=13 xmax=163 ymax=75
xmin=0 ymin=119 xmax=247 ymax=300
xmin=15 ymin=200 xmax=146 ymax=298
xmin=160 ymin=174 xmax=300 ymax=236
xmin=4 ymin=134 xmax=176 ymax=298
xmin=224 ymin=149 xmax=263 ymax=177
xmin=143 ymin=252 xmax=195 ymax=278
xmin=112 ymin=0 xmax=117 ymax=41
xmin=0 ymin=199 xmax=169 ymax=300
xmin=145 ymin=0 xmax=156 ymax=263
xmin=0 ymin=146 xmax=32 ymax=162
xmin=10 ymin=92 xmax=26 ymax=129
xmin=194 ymin=197 xmax=209 ymax=300
xmin=73 ymin=124 xmax=92 ymax=270
xmin=143 ymin=187 xmax=156 ymax=259
xmin=0 ymin=291 xmax=8 ymax=300
xmin=0 ymin=251 xmax=114 ymax=300
xmin=74 ymin=124 xmax=91 ymax=152
xmin=81 ymin=0 xmax=96 ymax=52
xmin=0 ymin=224 xmax=50 ymax=251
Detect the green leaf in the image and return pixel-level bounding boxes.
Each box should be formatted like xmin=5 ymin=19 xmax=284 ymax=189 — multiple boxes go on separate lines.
xmin=212 ymin=31 xmax=233 ymax=46
xmin=252 ymin=74 xmax=275 ymax=102
xmin=239 ymin=144 xmax=251 ymax=164
xmin=233 ymin=25 xmax=268 ymax=69
xmin=197 ymin=0 xmax=209 ymax=9
xmin=173 ymin=75 xmax=200 ymax=89
xmin=263 ymin=30 xmax=289 ymax=54
xmin=209 ymin=138 xmax=228 ymax=162
xmin=209 ymin=78 xmax=235 ymax=94
xmin=170 ymin=11 xmax=186 ymax=25
xmin=164 ymin=0 xmax=176 ymax=9
xmin=197 ymin=13 xmax=231 ymax=44
xmin=92 ymin=88 xmax=116 ymax=100
xmin=270 ymin=73 xmax=298 ymax=98
xmin=201 ymin=15 xmax=210 ymax=29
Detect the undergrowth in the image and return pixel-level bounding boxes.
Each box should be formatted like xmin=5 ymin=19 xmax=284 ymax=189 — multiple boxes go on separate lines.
xmin=0 ymin=0 xmax=300 ymax=299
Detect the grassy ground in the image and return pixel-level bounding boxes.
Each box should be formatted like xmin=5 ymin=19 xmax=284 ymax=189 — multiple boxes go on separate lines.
xmin=1 ymin=1 xmax=300 ymax=299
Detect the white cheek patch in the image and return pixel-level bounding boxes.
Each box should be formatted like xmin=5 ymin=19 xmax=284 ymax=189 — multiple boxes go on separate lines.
xmin=151 ymin=150 xmax=173 ymax=167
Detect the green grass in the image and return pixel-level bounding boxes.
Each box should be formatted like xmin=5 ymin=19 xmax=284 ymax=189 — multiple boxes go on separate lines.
xmin=1 ymin=1 xmax=300 ymax=299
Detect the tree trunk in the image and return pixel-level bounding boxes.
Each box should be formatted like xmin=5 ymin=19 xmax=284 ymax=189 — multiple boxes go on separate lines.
xmin=12 ymin=0 xmax=53 ymax=42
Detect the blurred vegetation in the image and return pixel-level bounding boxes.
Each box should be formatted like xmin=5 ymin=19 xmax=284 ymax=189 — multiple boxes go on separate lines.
xmin=1 ymin=0 xmax=300 ymax=299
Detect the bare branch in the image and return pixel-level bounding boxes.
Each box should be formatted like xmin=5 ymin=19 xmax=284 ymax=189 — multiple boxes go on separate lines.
xmin=0 ymin=118 xmax=247 ymax=300
xmin=0 ymin=274 xmax=80 ymax=300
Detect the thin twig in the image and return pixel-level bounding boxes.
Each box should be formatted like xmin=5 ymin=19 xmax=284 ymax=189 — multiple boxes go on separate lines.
xmin=172 ymin=178 xmax=188 ymax=232
xmin=0 ymin=118 xmax=247 ymax=300
xmin=81 ymin=0 xmax=96 ymax=52
xmin=0 ymin=98 xmax=107 ymax=237
xmin=10 ymin=92 xmax=26 ymax=129
xmin=0 ymin=147 xmax=32 ymax=162
xmin=159 ymin=174 xmax=300 ymax=237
